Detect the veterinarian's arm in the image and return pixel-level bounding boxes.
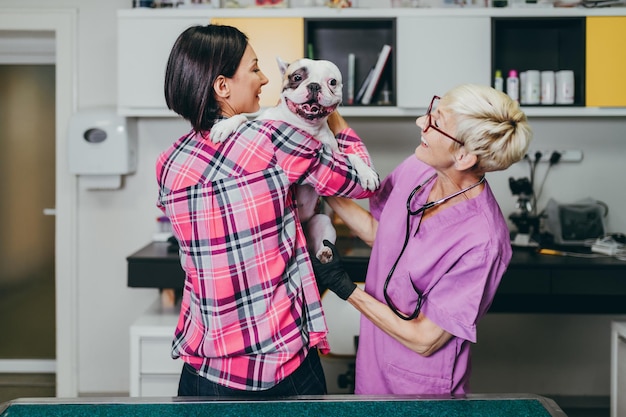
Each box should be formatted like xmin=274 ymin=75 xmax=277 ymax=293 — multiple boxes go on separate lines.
xmin=348 ymin=287 xmax=453 ymax=356
xmin=313 ymin=241 xmax=452 ymax=356
xmin=326 ymin=196 xmax=377 ymax=247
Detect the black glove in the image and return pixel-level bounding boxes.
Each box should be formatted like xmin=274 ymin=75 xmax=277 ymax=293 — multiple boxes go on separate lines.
xmin=311 ymin=240 xmax=357 ymax=301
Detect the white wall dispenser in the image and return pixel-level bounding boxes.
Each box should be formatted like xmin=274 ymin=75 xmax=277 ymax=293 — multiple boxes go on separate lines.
xmin=68 ymin=107 xmax=137 ymax=190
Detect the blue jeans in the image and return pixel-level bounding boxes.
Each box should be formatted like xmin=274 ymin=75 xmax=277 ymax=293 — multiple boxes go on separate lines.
xmin=177 ymin=348 xmax=327 ymax=397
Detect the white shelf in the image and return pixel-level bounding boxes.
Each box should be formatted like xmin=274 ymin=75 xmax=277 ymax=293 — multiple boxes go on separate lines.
xmin=521 ymin=106 xmax=626 ymax=118
xmin=118 ymin=7 xmax=626 ymax=118
xmin=119 ymin=6 xmax=626 ymax=18
xmin=120 ymin=105 xmax=626 ymax=119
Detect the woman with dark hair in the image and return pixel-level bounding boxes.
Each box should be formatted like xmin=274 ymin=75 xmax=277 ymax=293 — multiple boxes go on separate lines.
xmin=157 ymin=24 xmax=377 ymax=398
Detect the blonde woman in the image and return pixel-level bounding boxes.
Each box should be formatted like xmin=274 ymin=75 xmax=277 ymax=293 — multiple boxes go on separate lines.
xmin=314 ymin=84 xmax=533 ymax=395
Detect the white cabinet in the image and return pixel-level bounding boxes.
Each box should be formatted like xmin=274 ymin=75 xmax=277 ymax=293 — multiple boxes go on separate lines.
xmin=129 ymin=301 xmax=182 ymax=397
xmin=117 ymin=8 xmax=626 ymax=118
xmin=611 ymin=321 xmax=626 ymax=417
xmin=118 ymin=13 xmax=210 ymax=116
xmin=396 ymin=16 xmax=491 ymax=109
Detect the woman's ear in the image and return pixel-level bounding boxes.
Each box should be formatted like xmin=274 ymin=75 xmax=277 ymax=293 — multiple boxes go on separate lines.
xmin=213 ymin=75 xmax=230 ymax=99
xmin=454 ymin=149 xmax=478 ymax=171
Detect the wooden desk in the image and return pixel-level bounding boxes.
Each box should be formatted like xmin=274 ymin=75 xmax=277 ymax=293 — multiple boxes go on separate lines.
xmin=127 ymin=241 xmax=626 ymax=314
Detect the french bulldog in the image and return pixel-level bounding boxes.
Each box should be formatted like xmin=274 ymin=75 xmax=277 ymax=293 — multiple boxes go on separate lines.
xmin=210 ymin=57 xmax=379 ymax=262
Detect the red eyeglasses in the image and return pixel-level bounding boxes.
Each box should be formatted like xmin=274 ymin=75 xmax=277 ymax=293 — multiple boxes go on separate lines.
xmin=423 ymin=95 xmax=464 ymax=146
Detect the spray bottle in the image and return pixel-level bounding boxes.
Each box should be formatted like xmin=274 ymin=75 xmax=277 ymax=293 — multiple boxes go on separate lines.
xmin=506 ymin=69 xmax=519 ymax=102
xmin=494 ymin=69 xmax=503 ymax=92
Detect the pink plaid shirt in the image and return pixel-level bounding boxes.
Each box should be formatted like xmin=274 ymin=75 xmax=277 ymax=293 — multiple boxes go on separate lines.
xmin=156 ymin=119 xmax=375 ymax=391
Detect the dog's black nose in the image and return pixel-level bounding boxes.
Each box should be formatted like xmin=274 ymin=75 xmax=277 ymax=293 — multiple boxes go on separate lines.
xmin=307 ymin=83 xmax=321 ymax=95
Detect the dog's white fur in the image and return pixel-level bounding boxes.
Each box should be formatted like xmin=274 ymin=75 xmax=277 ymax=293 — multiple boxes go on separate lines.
xmin=210 ymin=57 xmax=379 ymax=261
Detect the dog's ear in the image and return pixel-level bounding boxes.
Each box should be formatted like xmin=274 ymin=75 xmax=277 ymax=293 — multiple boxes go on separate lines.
xmin=275 ymin=56 xmax=290 ymax=76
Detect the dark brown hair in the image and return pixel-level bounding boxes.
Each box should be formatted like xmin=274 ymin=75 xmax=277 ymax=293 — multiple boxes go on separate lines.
xmin=164 ymin=25 xmax=248 ymax=132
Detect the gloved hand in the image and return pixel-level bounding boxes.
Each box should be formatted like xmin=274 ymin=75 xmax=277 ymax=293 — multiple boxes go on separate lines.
xmin=311 ymin=240 xmax=357 ymax=301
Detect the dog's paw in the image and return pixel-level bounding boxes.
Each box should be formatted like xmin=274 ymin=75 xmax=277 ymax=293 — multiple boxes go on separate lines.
xmin=359 ymin=167 xmax=380 ymax=191
xmin=209 ymin=123 xmax=231 ymax=144
xmin=209 ymin=115 xmax=248 ymax=143
xmin=316 ymin=246 xmax=334 ymax=264
xmin=347 ymin=154 xmax=380 ymax=191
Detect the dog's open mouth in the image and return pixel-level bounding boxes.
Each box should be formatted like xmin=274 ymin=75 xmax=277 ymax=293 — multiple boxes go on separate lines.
xmin=286 ymin=98 xmax=338 ymax=121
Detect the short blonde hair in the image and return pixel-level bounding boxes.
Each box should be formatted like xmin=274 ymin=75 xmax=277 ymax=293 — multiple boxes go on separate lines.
xmin=441 ymin=84 xmax=533 ymax=173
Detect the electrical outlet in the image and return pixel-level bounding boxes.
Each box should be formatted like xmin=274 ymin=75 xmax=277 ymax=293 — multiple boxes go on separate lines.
xmin=528 ymin=150 xmax=583 ymax=163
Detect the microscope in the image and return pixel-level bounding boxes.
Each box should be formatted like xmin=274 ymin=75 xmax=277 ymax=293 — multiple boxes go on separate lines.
xmin=508 ymin=177 xmax=540 ymax=247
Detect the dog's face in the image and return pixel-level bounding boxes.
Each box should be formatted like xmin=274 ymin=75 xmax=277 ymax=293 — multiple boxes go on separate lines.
xmin=277 ymin=58 xmax=342 ymax=126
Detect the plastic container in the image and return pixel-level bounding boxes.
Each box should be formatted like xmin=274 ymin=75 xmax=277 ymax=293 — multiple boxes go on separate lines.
xmin=541 ymin=70 xmax=555 ymax=105
xmin=556 ymin=70 xmax=575 ymax=105
xmin=523 ymin=70 xmax=541 ymax=105
xmin=494 ymin=69 xmax=504 ymax=92
xmin=506 ymin=69 xmax=519 ymax=102
xmin=153 ymin=216 xmax=173 ymax=242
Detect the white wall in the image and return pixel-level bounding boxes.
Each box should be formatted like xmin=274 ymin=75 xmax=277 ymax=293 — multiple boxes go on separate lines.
xmin=2 ymin=0 xmax=625 ymax=398
xmin=348 ymin=116 xmax=626 ymax=234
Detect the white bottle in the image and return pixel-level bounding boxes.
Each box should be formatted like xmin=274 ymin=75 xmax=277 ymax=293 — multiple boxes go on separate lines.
xmin=506 ymin=69 xmax=519 ymax=102
xmin=519 ymin=71 xmax=527 ymax=104
xmin=555 ymin=70 xmax=575 ymax=105
xmin=541 ymin=70 xmax=555 ymax=105
xmin=494 ymin=69 xmax=503 ymax=92
xmin=525 ymin=70 xmax=541 ymax=105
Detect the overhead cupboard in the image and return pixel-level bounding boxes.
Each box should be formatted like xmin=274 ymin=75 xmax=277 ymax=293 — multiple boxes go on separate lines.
xmin=117 ymin=8 xmax=626 ymax=118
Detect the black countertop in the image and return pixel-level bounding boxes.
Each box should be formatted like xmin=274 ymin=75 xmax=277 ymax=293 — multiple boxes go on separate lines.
xmin=128 ymin=239 xmax=626 ymax=314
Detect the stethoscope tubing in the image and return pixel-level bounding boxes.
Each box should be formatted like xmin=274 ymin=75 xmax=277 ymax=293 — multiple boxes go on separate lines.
xmin=384 ymin=173 xmax=486 ymax=321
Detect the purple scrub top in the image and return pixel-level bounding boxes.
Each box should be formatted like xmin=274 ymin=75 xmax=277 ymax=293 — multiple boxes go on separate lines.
xmin=355 ymin=156 xmax=512 ymax=395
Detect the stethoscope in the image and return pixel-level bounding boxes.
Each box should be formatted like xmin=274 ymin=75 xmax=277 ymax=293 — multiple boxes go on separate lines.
xmin=383 ymin=173 xmax=486 ymax=321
